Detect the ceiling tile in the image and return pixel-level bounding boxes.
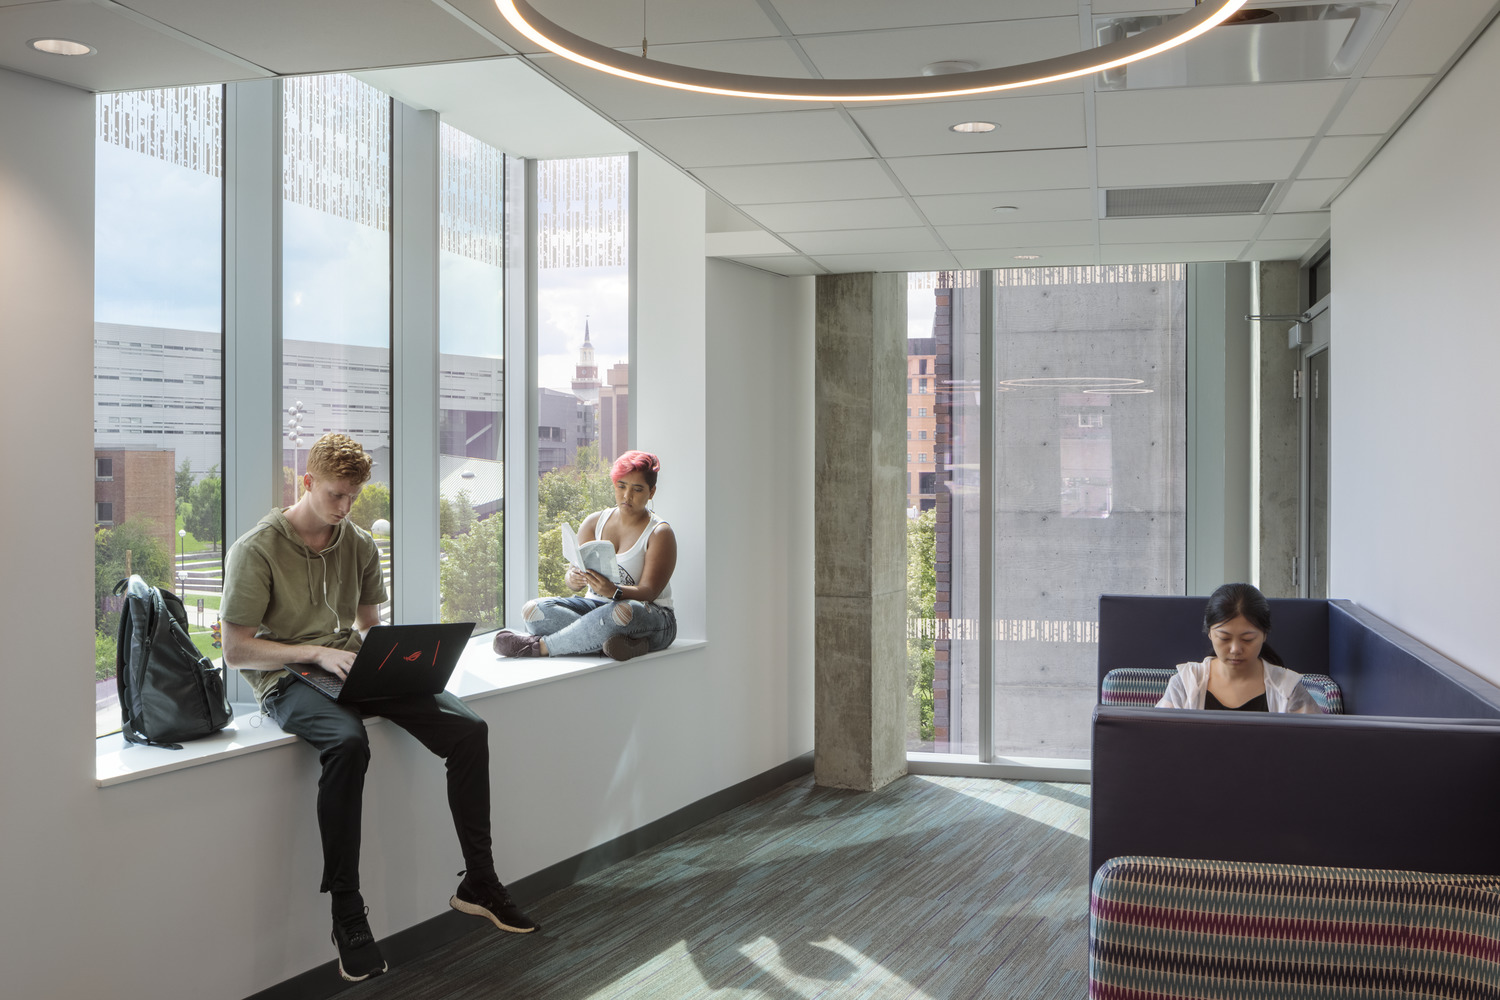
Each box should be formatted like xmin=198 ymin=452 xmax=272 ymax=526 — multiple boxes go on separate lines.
xmin=694 ymin=159 xmax=902 ymax=204
xmin=534 ymin=51 xmax=831 ymax=121
xmin=0 ymin=1 xmax=273 ymax=90
xmin=787 ymin=227 xmax=943 ymax=255
xmin=1098 ymin=242 xmax=1249 ymax=265
xmin=1328 ymin=75 xmax=1431 ymax=135
xmin=798 ymin=17 xmax=1081 ymax=81
xmin=627 ymin=110 xmax=870 ymax=168
xmin=1247 ymin=240 xmax=1320 ymax=261
xmin=1300 ymin=134 xmax=1382 ymax=178
xmin=848 ymin=93 xmax=1085 ymax=158
xmin=960 ymin=246 xmax=1099 ymax=268
xmin=915 ymin=188 xmax=1095 ymax=227
xmin=1259 ymin=213 xmax=1331 ymax=241
xmin=743 ymin=198 xmax=924 ymax=232
xmin=887 ymin=148 xmax=1091 ymax=195
xmin=470 ymin=0 xmax=781 ymax=48
xmin=1099 ymin=216 xmax=1263 ymax=245
xmin=118 ymin=0 xmax=503 ymax=75
xmin=1097 ymin=139 xmax=1308 ymax=188
xmin=1276 ymin=178 xmax=1343 ymax=214
xmin=937 ymin=220 xmax=1097 ymax=250
xmin=771 ymin=0 xmax=1076 ymax=34
xmin=1367 ymin=0 xmax=1498 ymax=77
xmin=810 ymin=250 xmax=962 ymax=273
xmin=1095 ymin=81 xmax=1346 ymax=145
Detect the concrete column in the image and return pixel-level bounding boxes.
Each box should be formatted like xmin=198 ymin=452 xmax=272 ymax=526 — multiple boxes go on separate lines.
xmin=1256 ymin=261 xmax=1302 ymax=596
xmin=814 ymin=272 xmax=908 ymax=792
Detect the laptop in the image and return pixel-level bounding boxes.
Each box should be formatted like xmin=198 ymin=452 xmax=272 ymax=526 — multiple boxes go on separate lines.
xmin=284 ymin=622 xmax=476 ymax=704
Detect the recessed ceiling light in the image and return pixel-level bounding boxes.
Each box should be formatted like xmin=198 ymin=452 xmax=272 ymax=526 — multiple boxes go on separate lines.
xmin=992 ymin=205 xmax=1021 ymax=214
xmin=950 ymin=121 xmax=997 ymax=134
xmin=1014 ymin=254 xmax=1043 ymax=260
xmin=923 ymin=61 xmax=979 ymax=77
xmin=29 ymin=38 xmax=95 ymax=56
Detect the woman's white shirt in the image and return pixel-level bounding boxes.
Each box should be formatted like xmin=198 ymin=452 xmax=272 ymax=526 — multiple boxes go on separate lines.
xmin=589 ymin=507 xmax=673 ymax=609
xmin=1155 ymin=657 xmax=1318 ymax=713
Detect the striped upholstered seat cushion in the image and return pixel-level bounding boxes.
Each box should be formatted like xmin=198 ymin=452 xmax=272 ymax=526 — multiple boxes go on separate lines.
xmin=1090 ymin=856 xmax=1500 ymax=999
xmin=1100 ymin=667 xmax=1343 ymax=714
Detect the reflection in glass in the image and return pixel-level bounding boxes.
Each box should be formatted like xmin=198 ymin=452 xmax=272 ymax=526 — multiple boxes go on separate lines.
xmin=990 ymin=265 xmax=1187 ymax=758
xmin=280 ymin=74 xmax=392 ymax=618
xmin=438 ymin=124 xmax=507 ymax=631
xmin=535 ymin=156 xmax=631 ymax=599
xmin=94 ymin=87 xmax=224 ymax=736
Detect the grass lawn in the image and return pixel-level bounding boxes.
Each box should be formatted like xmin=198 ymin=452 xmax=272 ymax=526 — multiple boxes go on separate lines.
xmin=188 ymin=628 xmax=222 ymax=660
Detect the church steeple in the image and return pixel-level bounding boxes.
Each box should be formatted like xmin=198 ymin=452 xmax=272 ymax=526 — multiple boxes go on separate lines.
xmin=572 ymin=316 xmax=601 ymax=403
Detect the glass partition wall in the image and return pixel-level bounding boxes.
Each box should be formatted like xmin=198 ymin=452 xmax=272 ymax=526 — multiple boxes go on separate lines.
xmin=907 ymin=265 xmax=1188 ymax=761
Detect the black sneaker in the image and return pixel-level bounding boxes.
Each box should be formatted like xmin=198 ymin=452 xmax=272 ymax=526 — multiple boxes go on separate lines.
xmin=450 ymin=871 xmax=540 ymax=933
xmin=331 ymin=907 xmax=388 ymax=982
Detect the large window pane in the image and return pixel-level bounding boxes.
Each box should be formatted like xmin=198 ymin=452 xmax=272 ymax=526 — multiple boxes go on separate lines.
xmin=94 ymin=87 xmax=224 ymax=737
xmin=280 ymin=75 xmax=392 ymax=618
xmin=535 ymin=155 xmax=630 ymax=597
xmin=990 ymin=265 xmax=1187 ymax=758
xmin=906 ymin=272 xmax=982 ymax=753
xmin=438 ymin=123 xmax=507 ymax=631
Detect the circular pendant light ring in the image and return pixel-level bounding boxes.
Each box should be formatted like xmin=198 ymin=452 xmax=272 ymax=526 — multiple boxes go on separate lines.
xmin=496 ymin=0 xmax=1248 ymax=102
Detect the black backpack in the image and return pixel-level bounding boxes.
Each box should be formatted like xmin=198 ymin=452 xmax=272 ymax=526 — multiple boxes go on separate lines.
xmin=114 ymin=575 xmax=233 ymax=749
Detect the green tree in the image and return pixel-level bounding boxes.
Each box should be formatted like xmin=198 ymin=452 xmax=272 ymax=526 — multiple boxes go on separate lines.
xmin=94 ymin=518 xmax=173 ymax=675
xmin=453 ymin=488 xmax=475 ymax=536
xmin=349 ymin=481 xmax=391 ymax=532
xmin=439 ymin=494 xmax=457 ymax=537
xmin=185 ymin=471 xmax=223 ymax=548
xmin=440 ymin=515 xmax=502 ymax=629
xmin=906 ymin=509 xmax=937 ymax=744
xmin=175 ymin=458 xmax=195 ymax=511
xmin=535 ymin=445 xmax=614 ymax=596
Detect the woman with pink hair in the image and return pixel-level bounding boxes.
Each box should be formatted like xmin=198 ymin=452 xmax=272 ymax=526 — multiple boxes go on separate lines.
xmin=493 ymin=450 xmax=677 ymax=661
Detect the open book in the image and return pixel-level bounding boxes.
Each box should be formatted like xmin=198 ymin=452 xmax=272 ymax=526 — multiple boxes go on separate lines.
xmin=561 ymin=522 xmax=620 ymax=585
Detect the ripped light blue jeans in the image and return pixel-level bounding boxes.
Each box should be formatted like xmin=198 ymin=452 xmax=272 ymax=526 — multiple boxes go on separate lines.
xmin=520 ymin=595 xmax=677 ymax=657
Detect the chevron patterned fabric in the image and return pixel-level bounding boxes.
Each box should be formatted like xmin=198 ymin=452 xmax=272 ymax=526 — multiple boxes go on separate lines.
xmin=1100 ymin=667 xmax=1343 ymax=714
xmin=1090 ymin=856 xmax=1500 ymax=999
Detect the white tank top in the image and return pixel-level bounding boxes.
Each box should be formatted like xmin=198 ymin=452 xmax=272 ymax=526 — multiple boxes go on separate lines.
xmin=592 ymin=507 xmax=673 ymax=609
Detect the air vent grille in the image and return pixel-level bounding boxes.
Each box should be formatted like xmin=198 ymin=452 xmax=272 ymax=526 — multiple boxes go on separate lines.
xmin=1105 ymin=183 xmax=1274 ymax=218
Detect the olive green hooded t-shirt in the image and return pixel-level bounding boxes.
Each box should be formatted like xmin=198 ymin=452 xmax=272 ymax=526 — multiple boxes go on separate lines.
xmin=221 ymin=508 xmax=388 ymax=705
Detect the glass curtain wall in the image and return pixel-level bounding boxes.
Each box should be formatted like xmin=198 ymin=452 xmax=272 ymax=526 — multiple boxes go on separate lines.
xmin=93 ymin=86 xmax=224 ymax=737
xmin=906 ymin=265 xmax=1188 ymax=758
xmin=280 ymin=74 xmax=393 ymax=619
xmin=534 ymin=155 xmax=631 ymax=598
xmin=989 ymin=264 xmax=1187 ymax=758
xmin=906 ymin=272 xmax=982 ymax=753
xmin=438 ymin=123 xmax=507 ymax=631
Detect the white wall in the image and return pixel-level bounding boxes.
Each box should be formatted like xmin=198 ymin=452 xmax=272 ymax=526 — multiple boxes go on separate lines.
xmin=1332 ymin=18 xmax=1500 ymax=680
xmin=0 ymin=71 xmax=815 ymax=999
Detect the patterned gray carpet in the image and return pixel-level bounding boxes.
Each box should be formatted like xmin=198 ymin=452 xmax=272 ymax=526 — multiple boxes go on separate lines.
xmin=350 ymin=774 xmax=1091 ymax=1000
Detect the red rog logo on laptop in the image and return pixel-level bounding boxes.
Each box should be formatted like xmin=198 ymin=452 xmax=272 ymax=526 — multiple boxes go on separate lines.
xmin=403 ymin=650 xmax=423 ymax=662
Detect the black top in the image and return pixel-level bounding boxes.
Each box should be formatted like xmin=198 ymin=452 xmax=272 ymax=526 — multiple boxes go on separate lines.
xmin=1204 ymin=690 xmax=1270 ymax=712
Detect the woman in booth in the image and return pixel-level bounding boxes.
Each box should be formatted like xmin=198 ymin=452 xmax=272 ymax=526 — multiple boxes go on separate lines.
xmin=1157 ymin=583 xmax=1318 ymax=713
xmin=493 ymin=450 xmax=677 ymax=662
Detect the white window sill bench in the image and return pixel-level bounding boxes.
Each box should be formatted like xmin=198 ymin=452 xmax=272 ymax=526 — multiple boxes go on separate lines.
xmin=96 ymin=636 xmax=706 ymax=787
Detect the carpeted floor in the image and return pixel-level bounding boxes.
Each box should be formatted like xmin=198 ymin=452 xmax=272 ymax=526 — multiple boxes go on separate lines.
xmin=348 ymin=773 xmax=1091 ymax=1000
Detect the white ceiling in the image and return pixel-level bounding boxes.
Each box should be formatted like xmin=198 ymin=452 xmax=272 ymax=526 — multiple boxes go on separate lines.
xmin=4 ymin=0 xmax=1499 ymax=276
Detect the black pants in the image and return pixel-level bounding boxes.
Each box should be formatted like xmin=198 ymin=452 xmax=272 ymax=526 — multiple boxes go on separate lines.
xmin=263 ymin=678 xmax=493 ymax=893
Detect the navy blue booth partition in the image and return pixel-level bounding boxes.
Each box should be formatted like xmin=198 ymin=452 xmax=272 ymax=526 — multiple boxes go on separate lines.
xmin=1091 ymin=595 xmax=1500 ymax=880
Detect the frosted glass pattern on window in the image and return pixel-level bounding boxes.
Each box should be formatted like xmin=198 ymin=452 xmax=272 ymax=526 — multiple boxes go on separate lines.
xmin=535 ymin=155 xmax=630 ymax=598
xmin=94 ymin=86 xmax=224 ymax=738
xmin=990 ymin=265 xmax=1187 ymax=758
xmin=438 ymin=124 xmax=507 ymax=631
xmin=281 ymin=74 xmax=392 ymax=617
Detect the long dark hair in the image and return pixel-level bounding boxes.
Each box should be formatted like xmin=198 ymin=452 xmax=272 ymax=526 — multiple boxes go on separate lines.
xmin=1203 ymin=582 xmax=1284 ymax=666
